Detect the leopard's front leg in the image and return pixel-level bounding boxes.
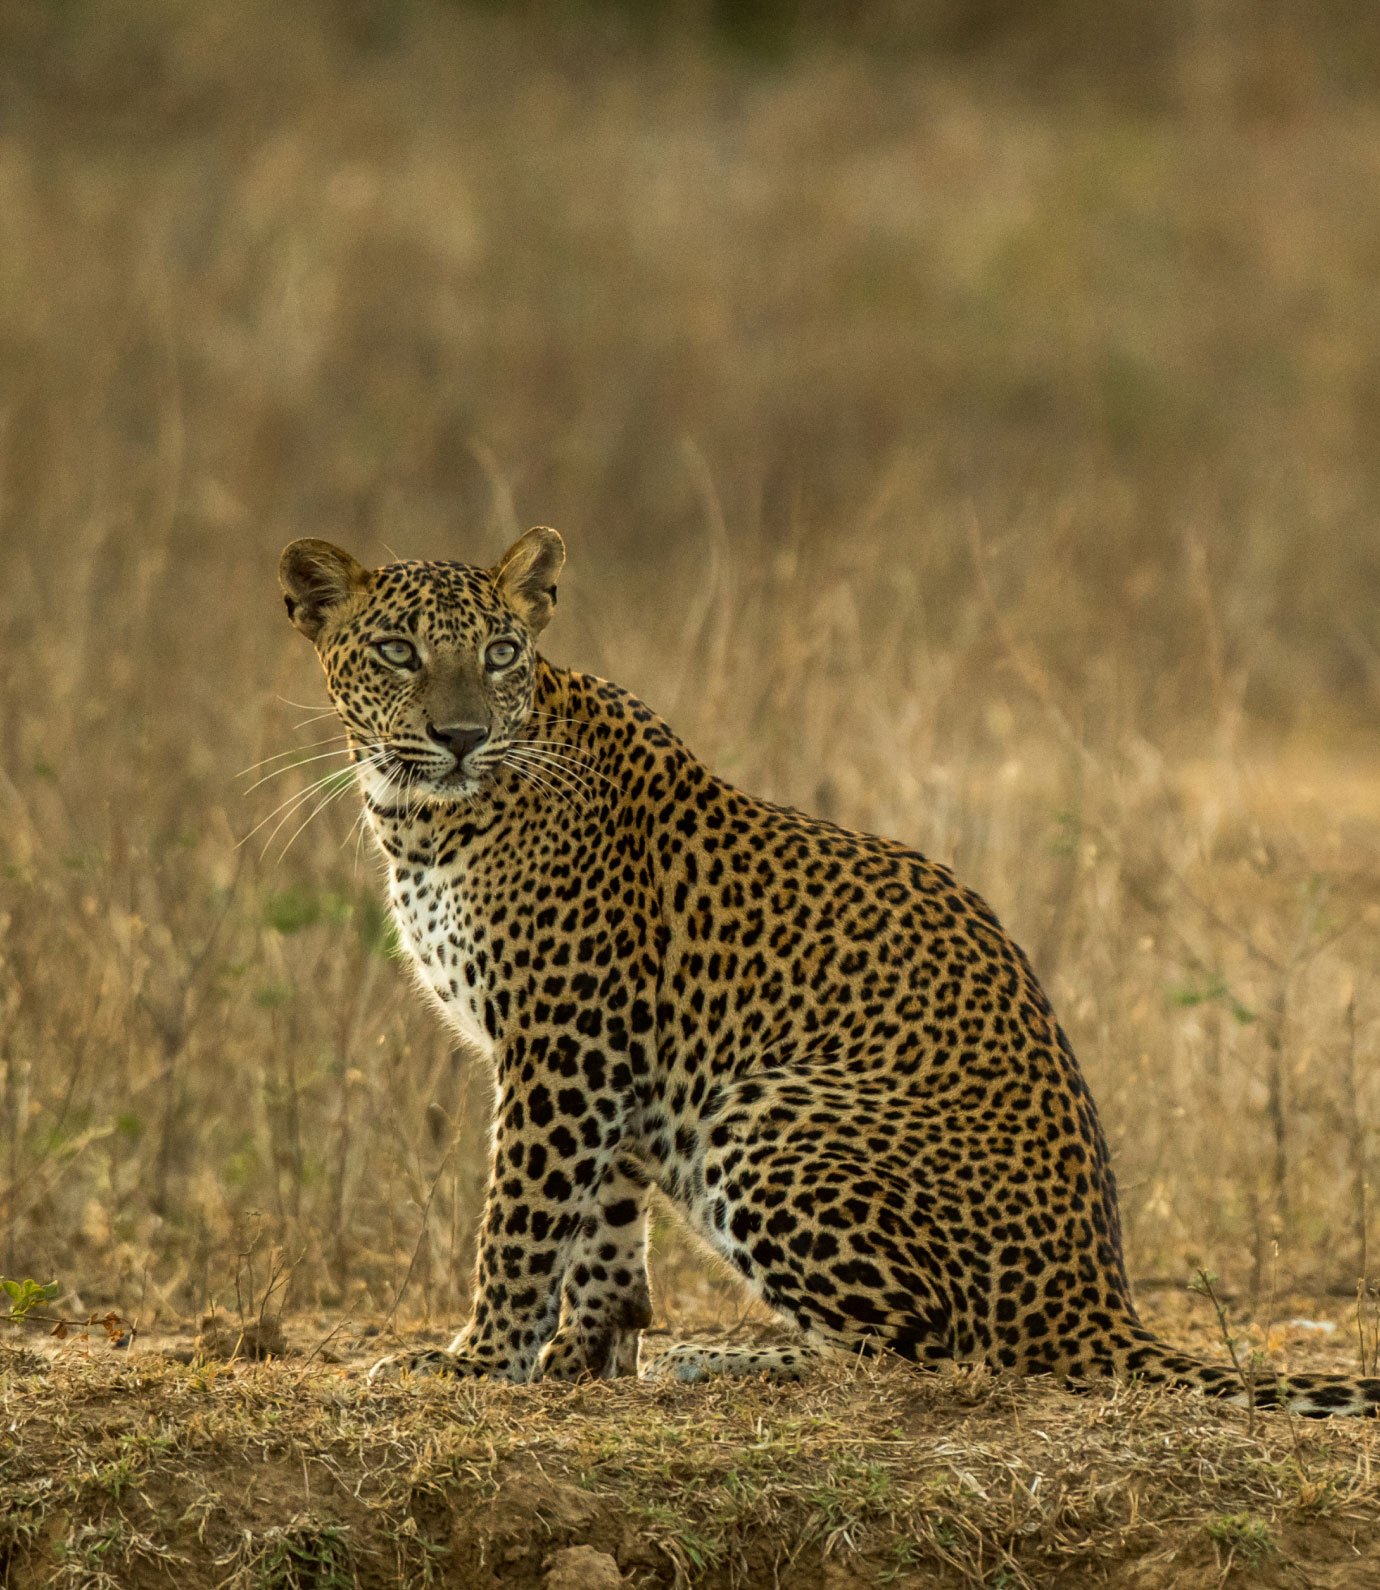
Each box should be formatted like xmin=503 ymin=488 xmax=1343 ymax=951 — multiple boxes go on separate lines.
xmin=369 ymin=1054 xmax=626 ymax=1383
xmin=536 ymin=1154 xmax=652 ymax=1381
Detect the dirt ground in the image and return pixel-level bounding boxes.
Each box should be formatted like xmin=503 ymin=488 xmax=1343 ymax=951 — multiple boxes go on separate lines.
xmin=3 ymin=1290 xmax=1378 ymax=1590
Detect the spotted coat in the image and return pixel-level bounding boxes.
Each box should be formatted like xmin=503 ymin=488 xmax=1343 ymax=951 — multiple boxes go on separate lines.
xmin=276 ymin=530 xmax=1380 ymax=1417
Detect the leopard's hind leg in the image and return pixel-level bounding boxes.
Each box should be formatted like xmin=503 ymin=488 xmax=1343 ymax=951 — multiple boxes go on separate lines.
xmin=660 ymin=1083 xmax=971 ymax=1380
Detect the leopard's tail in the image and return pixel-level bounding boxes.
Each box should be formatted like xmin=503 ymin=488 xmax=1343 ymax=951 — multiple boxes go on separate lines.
xmin=1117 ymin=1328 xmax=1380 ymax=1418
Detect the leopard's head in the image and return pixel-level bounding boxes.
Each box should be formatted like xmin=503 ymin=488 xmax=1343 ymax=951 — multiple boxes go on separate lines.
xmin=279 ymin=527 xmax=564 ymax=805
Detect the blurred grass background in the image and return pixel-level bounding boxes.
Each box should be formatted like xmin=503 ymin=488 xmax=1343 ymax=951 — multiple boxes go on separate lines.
xmin=0 ymin=0 xmax=1377 ymax=1329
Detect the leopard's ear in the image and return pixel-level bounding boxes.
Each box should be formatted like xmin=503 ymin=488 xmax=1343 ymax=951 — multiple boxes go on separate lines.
xmin=279 ymin=540 xmax=372 ymax=641
xmin=494 ymin=527 xmax=565 ymax=635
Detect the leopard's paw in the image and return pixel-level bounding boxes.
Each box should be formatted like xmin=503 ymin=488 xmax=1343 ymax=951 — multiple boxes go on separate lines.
xmin=641 ymin=1345 xmax=714 ymax=1384
xmin=642 ymin=1342 xmax=821 ymax=1383
xmin=366 ymin=1346 xmax=462 ymax=1383
xmin=536 ymin=1325 xmax=641 ymax=1382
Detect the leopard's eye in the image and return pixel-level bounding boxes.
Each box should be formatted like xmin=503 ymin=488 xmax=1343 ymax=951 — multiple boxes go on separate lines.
xmin=485 ymin=638 xmax=519 ymax=671
xmin=374 ymin=637 xmax=419 ymax=670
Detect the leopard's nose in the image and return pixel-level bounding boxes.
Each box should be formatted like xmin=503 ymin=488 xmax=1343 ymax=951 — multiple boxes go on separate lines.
xmin=427 ymin=722 xmax=488 ymax=765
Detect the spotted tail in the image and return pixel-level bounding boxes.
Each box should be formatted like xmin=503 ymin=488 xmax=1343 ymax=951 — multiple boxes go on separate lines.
xmin=1121 ymin=1330 xmax=1380 ymax=1418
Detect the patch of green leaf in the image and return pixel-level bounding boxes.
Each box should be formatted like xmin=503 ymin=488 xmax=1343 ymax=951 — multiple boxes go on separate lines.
xmin=1168 ymin=977 xmax=1256 ymax=1024
xmin=262 ymin=886 xmax=397 ymax=955
xmin=227 ymin=1519 xmax=356 ymax=1590
xmin=355 ymin=888 xmax=399 ymax=957
xmin=1206 ymin=1513 xmax=1275 ymax=1560
xmin=2 ymin=1278 xmax=61 ymax=1322
xmin=264 ymin=887 xmax=337 ymax=934
xmin=1047 ymin=808 xmax=1082 ymax=857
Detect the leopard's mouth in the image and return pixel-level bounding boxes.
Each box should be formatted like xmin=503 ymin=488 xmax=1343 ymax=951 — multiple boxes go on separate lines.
xmin=376 ymin=750 xmax=486 ymax=802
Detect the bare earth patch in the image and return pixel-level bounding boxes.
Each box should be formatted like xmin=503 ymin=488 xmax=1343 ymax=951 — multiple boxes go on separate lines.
xmin=3 ymin=1297 xmax=1377 ymax=1589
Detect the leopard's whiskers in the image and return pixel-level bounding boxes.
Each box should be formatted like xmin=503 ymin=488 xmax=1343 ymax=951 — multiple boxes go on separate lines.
xmin=239 ymin=768 xmax=353 ymax=850
xmin=504 ymin=752 xmax=581 ymax=817
xmin=237 ymin=732 xmax=352 ymax=780
xmin=514 ymin=741 xmax=615 ymax=793
xmin=240 ymin=739 xmax=360 ymax=793
xmin=506 ymin=743 xmax=588 ymax=795
xmin=239 ymin=746 xmax=385 ymax=852
xmin=348 ymin=802 xmax=373 ymax=869
xmin=507 ymin=748 xmax=596 ymax=807
xmin=276 ymin=750 xmax=386 ymax=863
xmin=515 ymin=739 xmax=608 ymax=788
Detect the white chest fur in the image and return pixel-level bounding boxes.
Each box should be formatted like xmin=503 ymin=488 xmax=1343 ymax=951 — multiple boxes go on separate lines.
xmin=388 ymin=868 xmax=494 ymax=1060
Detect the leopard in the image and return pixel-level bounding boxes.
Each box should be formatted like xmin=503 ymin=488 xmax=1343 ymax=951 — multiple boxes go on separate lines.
xmin=278 ymin=527 xmax=1380 ymax=1417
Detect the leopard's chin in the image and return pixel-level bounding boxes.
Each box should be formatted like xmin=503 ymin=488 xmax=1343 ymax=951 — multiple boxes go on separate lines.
xmin=427 ymin=773 xmax=483 ymax=801
xmin=407 ymin=761 xmax=490 ymax=803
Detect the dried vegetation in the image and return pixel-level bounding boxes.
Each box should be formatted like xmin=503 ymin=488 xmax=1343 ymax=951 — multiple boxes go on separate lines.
xmin=4 ymin=1292 xmax=1380 ymax=1589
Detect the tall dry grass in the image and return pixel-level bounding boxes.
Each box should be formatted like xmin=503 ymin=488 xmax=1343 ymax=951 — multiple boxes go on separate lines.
xmin=0 ymin=0 xmax=1376 ymax=1328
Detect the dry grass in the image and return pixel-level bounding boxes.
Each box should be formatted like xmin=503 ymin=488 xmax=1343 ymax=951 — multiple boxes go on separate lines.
xmin=4 ymin=1291 xmax=1380 ymax=1589
xmin=1 ymin=0 xmax=1379 ymax=1580
xmin=2 ymin=0 xmax=1376 ymax=1327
